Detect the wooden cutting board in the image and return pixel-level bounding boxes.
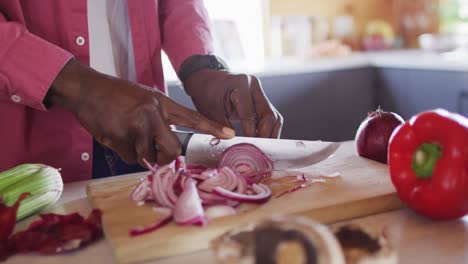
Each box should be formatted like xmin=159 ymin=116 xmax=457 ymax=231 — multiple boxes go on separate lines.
xmin=86 ymin=141 xmax=403 ymax=264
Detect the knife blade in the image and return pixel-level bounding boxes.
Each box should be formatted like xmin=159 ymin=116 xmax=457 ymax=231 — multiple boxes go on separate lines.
xmin=171 ymin=130 xmax=340 ymax=170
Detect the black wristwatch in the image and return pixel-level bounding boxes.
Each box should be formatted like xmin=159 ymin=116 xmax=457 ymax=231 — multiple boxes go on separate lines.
xmin=178 ymin=54 xmax=229 ymax=83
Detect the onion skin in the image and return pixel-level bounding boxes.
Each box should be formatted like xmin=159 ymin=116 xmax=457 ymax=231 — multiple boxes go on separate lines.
xmin=355 ymin=108 xmax=404 ymax=164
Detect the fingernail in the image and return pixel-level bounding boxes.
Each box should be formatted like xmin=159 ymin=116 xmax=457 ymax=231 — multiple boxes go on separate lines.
xmin=223 ymin=127 xmax=235 ymax=137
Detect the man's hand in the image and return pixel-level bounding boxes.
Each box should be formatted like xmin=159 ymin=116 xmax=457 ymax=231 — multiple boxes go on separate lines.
xmin=48 ymin=59 xmax=235 ymax=165
xmin=184 ymin=69 xmax=283 ymax=138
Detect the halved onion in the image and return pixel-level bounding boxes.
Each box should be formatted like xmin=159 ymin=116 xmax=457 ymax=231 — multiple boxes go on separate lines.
xmin=217 ymin=143 xmax=273 ymax=176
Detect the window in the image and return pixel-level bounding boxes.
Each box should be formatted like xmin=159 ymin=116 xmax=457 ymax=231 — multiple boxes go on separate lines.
xmin=440 ymin=0 xmax=468 ymax=34
xmin=163 ymin=0 xmax=266 ymax=82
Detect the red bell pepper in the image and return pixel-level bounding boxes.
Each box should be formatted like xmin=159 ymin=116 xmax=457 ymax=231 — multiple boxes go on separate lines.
xmin=388 ymin=109 xmax=468 ymax=220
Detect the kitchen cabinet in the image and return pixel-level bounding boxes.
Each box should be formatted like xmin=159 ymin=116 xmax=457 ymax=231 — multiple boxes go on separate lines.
xmin=167 ymin=62 xmax=467 ymax=142
xmin=167 ymin=67 xmax=375 ymax=142
xmin=376 ymin=68 xmax=468 ymax=119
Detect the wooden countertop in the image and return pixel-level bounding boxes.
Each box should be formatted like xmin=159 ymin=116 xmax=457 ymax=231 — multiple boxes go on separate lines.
xmin=8 ymin=163 xmax=468 ymax=264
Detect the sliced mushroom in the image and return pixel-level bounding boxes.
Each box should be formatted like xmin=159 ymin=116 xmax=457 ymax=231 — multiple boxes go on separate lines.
xmin=332 ymin=224 xmax=397 ymax=264
xmin=212 ymin=217 xmax=345 ymax=264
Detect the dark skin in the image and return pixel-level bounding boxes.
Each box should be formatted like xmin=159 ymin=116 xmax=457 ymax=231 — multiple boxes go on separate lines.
xmin=49 ymin=59 xmax=282 ymax=166
xmin=184 ymin=69 xmax=283 ymax=138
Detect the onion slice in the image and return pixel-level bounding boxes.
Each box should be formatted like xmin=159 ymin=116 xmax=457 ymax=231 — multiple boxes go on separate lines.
xmin=199 ymin=191 xmax=227 ymax=205
xmin=129 ymin=214 xmax=173 ymax=237
xmin=174 ymin=179 xmax=205 ymax=225
xmin=213 ymin=183 xmax=271 ymax=203
xmin=198 ymin=167 xmax=238 ymax=193
xmin=217 ymin=143 xmax=273 ymax=176
xmin=130 ymin=177 xmax=151 ymax=202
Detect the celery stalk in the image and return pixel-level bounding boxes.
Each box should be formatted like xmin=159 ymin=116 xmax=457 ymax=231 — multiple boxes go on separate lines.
xmin=0 ymin=164 xmax=49 ymax=192
xmin=16 ymin=190 xmax=62 ymax=220
xmin=0 ymin=164 xmax=63 ymax=221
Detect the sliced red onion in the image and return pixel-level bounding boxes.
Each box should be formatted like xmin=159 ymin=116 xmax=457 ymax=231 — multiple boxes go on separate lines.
xmin=205 ymin=205 xmax=236 ymax=220
xmin=166 ymin=171 xmax=181 ymax=204
xmin=178 ymin=215 xmax=206 ymax=226
xmin=241 ymin=170 xmax=272 ymax=182
xmin=175 ymin=156 xmax=185 ymax=171
xmin=130 ymin=149 xmax=275 ymax=237
xmin=226 ymin=200 xmax=241 ymax=208
xmin=129 ymin=214 xmax=172 ymax=237
xmin=191 ymin=173 xmax=208 ymax=181
xmin=213 ymin=183 xmax=271 ymax=203
xmin=217 ymin=143 xmax=273 ymax=176
xmin=198 ymin=191 xmax=226 ymax=205
xmin=174 ymin=179 xmax=205 ymax=225
xmin=162 ymin=171 xmax=176 ymax=205
xmin=186 ymin=164 xmax=207 ymax=170
xmin=142 ymin=158 xmax=158 ymax=173
xmin=236 ymin=174 xmax=248 ymax=194
xmin=200 ymin=168 xmax=218 ymax=178
xmin=152 ymin=166 xmax=174 ymax=208
xmin=130 ymin=178 xmax=151 ymax=202
xmin=198 ymin=167 xmax=237 ymax=193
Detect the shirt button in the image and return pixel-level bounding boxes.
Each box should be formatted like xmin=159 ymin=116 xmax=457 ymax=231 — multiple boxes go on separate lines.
xmin=76 ymin=36 xmax=86 ymax=46
xmin=81 ymin=152 xmax=90 ymax=161
xmin=11 ymin=94 xmax=22 ymax=103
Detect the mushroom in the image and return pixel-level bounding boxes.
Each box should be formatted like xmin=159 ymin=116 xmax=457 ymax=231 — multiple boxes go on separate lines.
xmin=212 ymin=217 xmax=345 ymax=264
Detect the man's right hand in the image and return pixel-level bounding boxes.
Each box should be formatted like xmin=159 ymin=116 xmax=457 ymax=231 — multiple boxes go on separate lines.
xmin=48 ymin=59 xmax=235 ymax=166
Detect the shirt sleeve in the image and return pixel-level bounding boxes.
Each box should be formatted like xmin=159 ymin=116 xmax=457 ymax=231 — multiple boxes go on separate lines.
xmin=159 ymin=0 xmax=214 ymax=75
xmin=0 ymin=13 xmax=73 ymax=111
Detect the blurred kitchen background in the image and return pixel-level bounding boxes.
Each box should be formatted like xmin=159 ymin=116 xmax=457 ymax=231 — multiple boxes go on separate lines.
xmin=167 ymin=0 xmax=468 ymax=141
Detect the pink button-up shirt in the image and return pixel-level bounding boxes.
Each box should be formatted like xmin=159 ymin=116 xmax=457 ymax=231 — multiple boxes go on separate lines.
xmin=0 ymin=0 xmax=213 ymax=182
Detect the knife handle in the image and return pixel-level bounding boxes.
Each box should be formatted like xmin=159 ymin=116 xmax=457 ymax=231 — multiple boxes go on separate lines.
xmin=154 ymin=130 xmax=194 ymax=156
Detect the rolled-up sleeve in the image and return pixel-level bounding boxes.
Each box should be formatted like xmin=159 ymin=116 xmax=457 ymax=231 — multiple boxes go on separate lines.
xmin=159 ymin=0 xmax=214 ymax=74
xmin=0 ymin=15 xmax=73 ymax=111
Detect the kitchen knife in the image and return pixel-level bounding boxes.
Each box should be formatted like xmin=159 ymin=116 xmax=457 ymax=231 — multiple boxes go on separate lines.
xmin=172 ymin=130 xmax=340 ymax=170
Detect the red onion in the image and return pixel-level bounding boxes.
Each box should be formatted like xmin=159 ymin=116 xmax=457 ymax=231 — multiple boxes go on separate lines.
xmin=129 ymin=214 xmax=172 ymax=237
xmin=198 ymin=167 xmax=238 ymax=193
xmin=174 ymin=179 xmax=205 ymax=225
xmin=217 ymin=143 xmax=273 ymax=175
xmin=355 ymin=107 xmax=404 ymax=164
xmin=213 ymin=183 xmax=271 ymax=203
xmin=174 ymin=156 xmax=185 ymax=171
xmin=152 ymin=165 xmax=177 ymax=208
xmin=236 ymin=174 xmax=248 ymax=194
xmin=186 ymin=164 xmax=207 ymax=170
xmin=131 ymin=150 xmax=274 ymax=237
xmin=198 ymin=190 xmax=226 ymax=205
xmin=130 ymin=177 xmax=152 ymax=202
xmin=142 ymin=158 xmax=158 ymax=173
xmin=165 ymin=171 xmax=181 ymax=205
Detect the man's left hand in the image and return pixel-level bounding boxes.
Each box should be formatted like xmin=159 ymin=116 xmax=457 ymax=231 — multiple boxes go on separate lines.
xmin=184 ymin=69 xmax=283 ymax=138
